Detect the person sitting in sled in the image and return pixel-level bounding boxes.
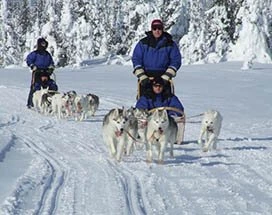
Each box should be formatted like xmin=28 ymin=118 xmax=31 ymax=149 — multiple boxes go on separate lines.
xmin=33 ymin=72 xmax=58 ymax=92
xmin=132 ymin=19 xmax=182 ymax=98
xmin=136 ymin=77 xmax=184 ymax=116
xmin=135 ymin=77 xmax=185 ymax=144
xmin=26 ymin=37 xmax=57 ymax=108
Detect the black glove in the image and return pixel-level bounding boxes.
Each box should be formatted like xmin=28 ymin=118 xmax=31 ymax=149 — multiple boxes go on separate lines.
xmin=47 ymin=65 xmax=55 ymax=74
xmin=162 ymin=78 xmax=169 ymax=87
xmin=30 ymin=64 xmax=37 ymax=71
xmin=134 ymin=68 xmax=148 ymax=81
xmin=161 ymin=67 xmax=177 ymax=82
xmin=140 ymin=77 xmax=150 ymax=87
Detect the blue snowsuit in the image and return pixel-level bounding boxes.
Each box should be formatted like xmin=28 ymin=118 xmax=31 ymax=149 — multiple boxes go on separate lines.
xmin=33 ymin=79 xmax=58 ymax=92
xmin=136 ymin=93 xmax=184 ymax=117
xmin=26 ymin=50 xmax=57 ymax=107
xmin=132 ymin=31 xmax=182 ymax=77
xmin=26 ymin=50 xmax=54 ymax=69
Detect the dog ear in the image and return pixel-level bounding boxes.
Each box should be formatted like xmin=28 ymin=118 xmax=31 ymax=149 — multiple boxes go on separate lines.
xmin=162 ymin=109 xmax=168 ymax=118
xmin=112 ymin=108 xmax=119 ymax=118
xmin=153 ymin=109 xmax=159 ymax=116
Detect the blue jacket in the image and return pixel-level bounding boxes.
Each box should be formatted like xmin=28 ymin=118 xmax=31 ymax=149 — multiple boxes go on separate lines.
xmin=26 ymin=50 xmax=54 ymax=69
xmin=136 ymin=93 xmax=184 ymax=117
xmin=34 ymin=79 xmax=58 ymax=92
xmin=132 ymin=31 xmax=182 ymax=76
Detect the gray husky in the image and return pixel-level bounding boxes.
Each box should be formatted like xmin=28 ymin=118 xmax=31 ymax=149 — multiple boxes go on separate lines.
xmin=127 ymin=107 xmax=149 ymax=149
xmin=86 ymin=93 xmax=99 ymax=116
xmin=102 ymin=108 xmax=137 ymax=162
xmin=146 ymin=109 xmax=178 ymax=164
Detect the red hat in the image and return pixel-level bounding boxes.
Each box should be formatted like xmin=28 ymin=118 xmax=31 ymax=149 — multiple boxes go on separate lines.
xmin=151 ymin=19 xmax=163 ymax=28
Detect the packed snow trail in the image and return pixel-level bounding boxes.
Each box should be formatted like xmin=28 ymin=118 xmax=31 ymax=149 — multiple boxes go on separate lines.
xmin=1 ymin=63 xmax=272 ymax=215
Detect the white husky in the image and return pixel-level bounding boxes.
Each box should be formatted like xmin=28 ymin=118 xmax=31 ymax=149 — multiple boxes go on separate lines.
xmin=146 ymin=109 xmax=178 ymax=164
xmin=198 ymin=110 xmax=223 ymax=152
xmin=32 ymin=87 xmax=49 ymax=112
xmin=51 ymin=93 xmax=69 ymax=119
xmin=102 ymin=108 xmax=136 ymax=162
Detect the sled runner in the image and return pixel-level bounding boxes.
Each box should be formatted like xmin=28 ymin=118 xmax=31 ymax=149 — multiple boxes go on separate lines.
xmin=148 ymin=107 xmax=186 ymax=145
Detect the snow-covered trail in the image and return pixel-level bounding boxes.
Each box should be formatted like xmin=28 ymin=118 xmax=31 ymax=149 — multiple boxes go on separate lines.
xmin=1 ymin=63 xmax=272 ymax=215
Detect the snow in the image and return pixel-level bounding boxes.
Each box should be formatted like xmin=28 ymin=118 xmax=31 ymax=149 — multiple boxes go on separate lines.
xmin=1 ymin=62 xmax=272 ymax=215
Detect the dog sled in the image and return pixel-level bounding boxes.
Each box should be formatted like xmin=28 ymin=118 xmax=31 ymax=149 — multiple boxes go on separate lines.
xmin=136 ymin=78 xmax=186 ymax=144
xmin=31 ymin=68 xmax=59 ymax=95
xmin=28 ymin=68 xmax=59 ymax=110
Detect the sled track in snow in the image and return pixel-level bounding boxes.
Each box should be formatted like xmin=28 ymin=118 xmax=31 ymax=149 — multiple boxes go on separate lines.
xmin=196 ymin=153 xmax=272 ymax=213
xmin=21 ymin=136 xmax=65 ymax=215
xmin=0 ymin=134 xmax=16 ymax=162
xmin=0 ymin=114 xmax=20 ymax=129
xmin=106 ymin=160 xmax=148 ymax=215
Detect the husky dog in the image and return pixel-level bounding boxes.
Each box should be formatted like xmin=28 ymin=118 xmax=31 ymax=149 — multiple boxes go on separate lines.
xmin=32 ymin=87 xmax=49 ymax=112
xmin=64 ymin=90 xmax=77 ymax=117
xmin=73 ymin=94 xmax=99 ymax=121
xmin=40 ymin=91 xmax=55 ymax=115
xmin=102 ymin=108 xmax=134 ymax=161
xmin=85 ymin=93 xmax=100 ymax=117
xmin=51 ymin=93 xmax=70 ymax=119
xmin=198 ymin=110 xmax=223 ymax=152
xmin=124 ymin=107 xmax=139 ymax=155
xmin=133 ymin=108 xmax=149 ymax=147
xmin=73 ymin=95 xmax=86 ymax=121
xmin=146 ymin=109 xmax=178 ymax=164
xmin=67 ymin=90 xmax=77 ymax=98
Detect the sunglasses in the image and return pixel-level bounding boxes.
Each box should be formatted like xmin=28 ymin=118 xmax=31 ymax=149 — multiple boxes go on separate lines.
xmin=40 ymin=42 xmax=47 ymax=47
xmin=152 ymin=26 xmax=163 ymax=31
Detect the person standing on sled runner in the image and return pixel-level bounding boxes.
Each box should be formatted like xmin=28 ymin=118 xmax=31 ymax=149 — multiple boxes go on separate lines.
xmin=135 ymin=77 xmax=185 ymax=144
xmin=132 ymin=19 xmax=182 ymax=98
xmin=26 ymin=37 xmax=58 ymax=108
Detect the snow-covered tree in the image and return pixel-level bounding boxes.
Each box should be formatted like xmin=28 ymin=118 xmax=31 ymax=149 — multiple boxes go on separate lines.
xmin=0 ymin=0 xmax=271 ymax=67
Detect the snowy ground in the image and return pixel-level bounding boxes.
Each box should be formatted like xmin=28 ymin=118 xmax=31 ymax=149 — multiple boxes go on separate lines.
xmin=0 ymin=62 xmax=272 ymax=215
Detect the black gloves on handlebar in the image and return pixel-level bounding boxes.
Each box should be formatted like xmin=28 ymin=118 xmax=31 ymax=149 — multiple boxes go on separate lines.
xmin=47 ymin=65 xmax=55 ymax=74
xmin=133 ymin=68 xmax=149 ymax=86
xmin=161 ymin=67 xmax=177 ymax=82
xmin=30 ymin=64 xmax=37 ymax=72
xmin=140 ymin=78 xmax=150 ymax=87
